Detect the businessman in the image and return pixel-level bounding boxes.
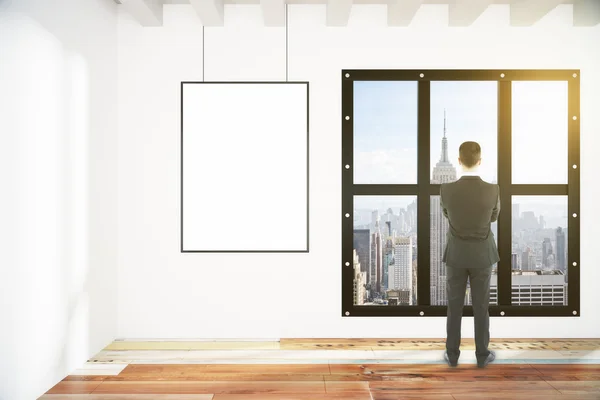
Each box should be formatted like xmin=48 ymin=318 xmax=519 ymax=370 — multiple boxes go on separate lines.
xmin=441 ymin=141 xmax=499 ymax=369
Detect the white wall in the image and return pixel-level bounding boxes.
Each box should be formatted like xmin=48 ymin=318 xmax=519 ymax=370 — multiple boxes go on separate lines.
xmin=117 ymin=4 xmax=600 ymax=338
xmin=0 ymin=0 xmax=118 ymax=399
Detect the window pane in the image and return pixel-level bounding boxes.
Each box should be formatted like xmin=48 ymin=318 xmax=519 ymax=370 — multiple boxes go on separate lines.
xmin=353 ymin=196 xmax=417 ymax=305
xmin=431 ymin=195 xmax=498 ymax=306
xmin=354 ymin=81 xmax=418 ymax=184
xmin=512 ymin=196 xmax=568 ymax=306
xmin=430 ymin=81 xmax=498 ymax=184
xmin=512 ymin=81 xmax=568 ymax=184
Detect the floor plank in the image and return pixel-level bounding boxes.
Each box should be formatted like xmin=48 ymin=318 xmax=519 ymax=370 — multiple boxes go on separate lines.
xmin=544 ymin=380 xmax=600 ymax=395
xmin=39 ymin=396 xmax=214 ymax=400
xmin=105 ymin=373 xmax=326 ymax=381
xmin=212 ymin=395 xmax=370 ymax=400
xmin=329 ymin=363 xmax=542 ymax=375
xmin=279 ymin=338 xmax=600 ymax=351
xmin=105 ymin=341 xmax=279 ymax=350
xmin=92 ymin=381 xmax=328 ymax=395
xmin=368 ymin=380 xmax=561 ymax=394
xmin=531 ymin=364 xmax=600 ymax=372
xmin=370 ymin=395 xmax=456 ymax=400
xmin=324 ymin=381 xmax=370 ymax=392
xmin=46 ymin=381 xmax=103 ymax=395
xmin=202 ymin=364 xmax=330 ymax=374
xmin=451 ymin=395 xmax=600 ymax=400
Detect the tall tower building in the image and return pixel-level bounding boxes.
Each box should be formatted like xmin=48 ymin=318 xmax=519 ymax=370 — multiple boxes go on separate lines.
xmin=431 ymin=110 xmax=458 ymax=185
xmin=353 ymin=229 xmax=371 ymax=282
xmin=389 ymin=237 xmax=413 ymax=305
xmin=370 ymin=221 xmax=383 ymax=295
xmin=512 ymin=253 xmax=519 ymax=270
xmin=383 ymin=238 xmax=394 ymax=291
xmin=556 ymin=226 xmax=566 ymax=272
xmin=542 ymin=238 xmax=553 ymax=268
xmin=389 ymin=237 xmax=413 ymax=289
xmin=430 ymin=110 xmax=457 ymax=305
xmin=352 ymin=250 xmax=367 ymax=305
xmin=521 ymin=248 xmax=530 ymax=270
xmin=407 ymin=199 xmax=417 ymax=232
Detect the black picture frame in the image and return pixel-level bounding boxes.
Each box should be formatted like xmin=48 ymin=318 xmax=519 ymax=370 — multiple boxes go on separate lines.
xmin=181 ymin=81 xmax=310 ymax=253
xmin=342 ymin=69 xmax=580 ymax=317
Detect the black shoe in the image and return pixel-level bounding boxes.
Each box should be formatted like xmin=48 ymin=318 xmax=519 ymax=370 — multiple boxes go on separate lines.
xmin=444 ymin=351 xmax=458 ymax=367
xmin=477 ymin=350 xmax=496 ymax=368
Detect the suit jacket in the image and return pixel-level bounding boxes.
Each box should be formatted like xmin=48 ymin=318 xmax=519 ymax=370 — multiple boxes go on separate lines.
xmin=440 ymin=176 xmax=500 ymax=268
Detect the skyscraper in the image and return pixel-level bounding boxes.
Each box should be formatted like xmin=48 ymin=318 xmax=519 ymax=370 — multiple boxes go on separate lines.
xmin=556 ymin=226 xmax=566 ymax=272
xmin=407 ymin=199 xmax=417 ymax=232
xmin=353 ymin=229 xmax=371 ymax=282
xmin=512 ymin=252 xmax=519 ymax=270
xmin=431 ymin=110 xmax=457 ymax=305
xmin=521 ymin=248 xmax=531 ymax=270
xmin=370 ymin=221 xmax=383 ymax=295
xmin=353 ymin=250 xmax=367 ymax=305
xmin=542 ymin=238 xmax=553 ymax=268
xmin=389 ymin=237 xmax=413 ymax=305
xmin=383 ymin=238 xmax=394 ymax=291
xmin=521 ymin=246 xmax=537 ymax=271
xmin=431 ymin=110 xmax=457 ymax=185
xmin=385 ymin=220 xmax=392 ymax=238
xmin=389 ymin=237 xmax=413 ymax=300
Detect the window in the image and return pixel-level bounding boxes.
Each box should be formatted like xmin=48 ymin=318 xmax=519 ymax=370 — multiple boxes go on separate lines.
xmin=343 ymin=70 xmax=580 ymax=317
xmin=512 ymin=196 xmax=569 ymax=306
xmin=354 ymin=82 xmax=418 ymax=184
xmin=353 ymin=195 xmax=417 ymax=306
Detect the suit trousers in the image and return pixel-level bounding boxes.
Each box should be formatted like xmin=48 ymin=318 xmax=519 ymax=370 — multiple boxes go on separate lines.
xmin=445 ymin=265 xmax=492 ymax=363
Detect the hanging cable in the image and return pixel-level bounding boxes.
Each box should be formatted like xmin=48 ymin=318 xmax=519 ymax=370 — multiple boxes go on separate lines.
xmin=286 ymin=3 xmax=289 ymax=82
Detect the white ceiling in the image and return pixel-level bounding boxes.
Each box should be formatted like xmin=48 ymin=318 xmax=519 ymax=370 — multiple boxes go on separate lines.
xmin=116 ymin=0 xmax=599 ymax=28
xmin=163 ymin=0 xmax=572 ymax=3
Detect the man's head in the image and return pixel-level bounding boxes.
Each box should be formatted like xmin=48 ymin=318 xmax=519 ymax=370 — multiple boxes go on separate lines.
xmin=458 ymin=141 xmax=482 ymax=170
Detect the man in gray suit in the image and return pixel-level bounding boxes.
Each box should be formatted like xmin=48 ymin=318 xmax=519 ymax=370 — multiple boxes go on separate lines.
xmin=441 ymin=141 xmax=499 ymax=369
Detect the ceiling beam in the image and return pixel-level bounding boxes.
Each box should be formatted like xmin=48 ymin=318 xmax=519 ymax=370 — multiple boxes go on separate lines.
xmin=387 ymin=0 xmax=423 ymax=27
xmin=326 ymin=0 xmax=352 ymax=27
xmin=189 ymin=0 xmax=224 ymax=26
xmin=448 ymin=0 xmax=494 ymax=27
xmin=261 ymin=0 xmax=286 ymax=27
xmin=119 ymin=0 xmax=163 ymax=26
xmin=510 ymin=0 xmax=564 ymax=26
xmin=573 ymin=0 xmax=600 ymax=26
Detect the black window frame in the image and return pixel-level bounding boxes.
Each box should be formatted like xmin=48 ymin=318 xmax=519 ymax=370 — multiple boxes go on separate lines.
xmin=342 ymin=69 xmax=580 ymax=318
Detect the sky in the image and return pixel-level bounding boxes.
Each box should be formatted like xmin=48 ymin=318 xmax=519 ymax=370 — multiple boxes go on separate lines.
xmin=513 ymin=196 xmax=569 ymax=228
xmin=512 ymin=81 xmax=568 ymax=183
xmin=354 ymin=195 xmax=416 ymax=212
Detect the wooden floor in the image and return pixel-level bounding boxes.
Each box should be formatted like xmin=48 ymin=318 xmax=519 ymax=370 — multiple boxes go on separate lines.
xmin=40 ymin=339 xmax=600 ymax=400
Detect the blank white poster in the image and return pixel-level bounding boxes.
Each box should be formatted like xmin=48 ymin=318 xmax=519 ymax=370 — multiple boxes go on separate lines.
xmin=182 ymin=82 xmax=308 ymax=252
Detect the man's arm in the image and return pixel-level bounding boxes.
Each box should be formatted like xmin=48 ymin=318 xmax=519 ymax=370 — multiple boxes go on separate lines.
xmin=440 ymin=184 xmax=449 ymax=219
xmin=491 ymin=185 xmax=500 ymax=222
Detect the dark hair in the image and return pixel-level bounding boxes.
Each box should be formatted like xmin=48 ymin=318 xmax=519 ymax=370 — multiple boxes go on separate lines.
xmin=459 ymin=141 xmax=481 ymax=168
